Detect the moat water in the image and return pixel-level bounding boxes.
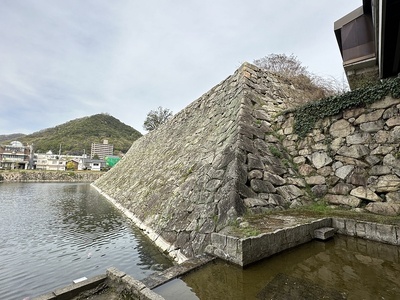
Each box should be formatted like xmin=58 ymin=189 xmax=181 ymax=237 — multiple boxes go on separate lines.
xmin=0 ymin=182 xmax=173 ymax=300
xmin=2 ymin=182 xmax=400 ymax=300
xmin=155 ymin=234 xmax=400 ymax=300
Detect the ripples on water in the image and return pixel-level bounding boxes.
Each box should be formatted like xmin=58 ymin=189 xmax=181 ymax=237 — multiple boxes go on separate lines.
xmin=0 ymin=182 xmax=172 ymax=300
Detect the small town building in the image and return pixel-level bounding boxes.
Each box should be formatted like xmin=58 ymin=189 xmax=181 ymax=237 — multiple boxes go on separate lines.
xmin=0 ymin=141 xmax=33 ymax=169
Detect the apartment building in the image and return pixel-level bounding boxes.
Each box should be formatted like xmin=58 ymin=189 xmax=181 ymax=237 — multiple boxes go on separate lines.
xmin=90 ymin=139 xmax=114 ymax=160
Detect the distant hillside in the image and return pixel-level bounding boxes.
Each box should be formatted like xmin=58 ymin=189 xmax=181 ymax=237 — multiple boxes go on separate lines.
xmin=8 ymin=114 xmax=142 ymax=155
xmin=0 ymin=133 xmax=26 ymax=143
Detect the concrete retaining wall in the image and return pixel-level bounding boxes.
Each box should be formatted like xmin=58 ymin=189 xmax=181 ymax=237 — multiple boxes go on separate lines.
xmin=206 ymin=217 xmax=400 ymax=266
xmin=32 ymin=275 xmax=107 ymax=300
xmin=206 ymin=218 xmax=332 ymax=266
xmin=333 ymin=218 xmax=400 ymax=245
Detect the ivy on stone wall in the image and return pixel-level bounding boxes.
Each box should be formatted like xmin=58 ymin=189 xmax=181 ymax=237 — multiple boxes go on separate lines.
xmin=293 ymin=77 xmax=400 ymax=138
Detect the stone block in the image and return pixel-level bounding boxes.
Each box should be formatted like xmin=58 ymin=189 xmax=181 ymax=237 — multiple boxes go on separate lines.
xmin=386 ymin=116 xmax=400 ymax=127
xmin=337 ymin=145 xmax=369 ymax=159
xmin=331 ymin=218 xmax=346 ymax=233
xmin=360 ymin=120 xmax=384 ymax=132
xmin=370 ymin=96 xmax=400 ymax=109
xmin=329 ymin=119 xmax=354 ymax=137
xmin=276 ymin=185 xmax=304 ymax=200
xmin=310 ymin=152 xmax=333 ymax=169
xmin=314 ymin=227 xmax=335 ymax=240
xmin=346 ymin=132 xmax=371 ymax=145
xmin=354 ymin=109 xmax=384 ymax=124
xmin=365 ymin=202 xmax=400 ymax=216
xmin=325 ymin=194 xmax=361 ymax=208
xmin=350 ymin=186 xmax=382 ymax=202
xmin=305 ymin=175 xmax=326 ymax=185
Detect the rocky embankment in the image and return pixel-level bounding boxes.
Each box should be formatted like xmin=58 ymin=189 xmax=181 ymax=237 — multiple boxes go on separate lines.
xmin=93 ymin=62 xmax=400 ymax=262
xmin=276 ymin=96 xmax=400 ymax=216
xmin=0 ymin=170 xmax=103 ymax=182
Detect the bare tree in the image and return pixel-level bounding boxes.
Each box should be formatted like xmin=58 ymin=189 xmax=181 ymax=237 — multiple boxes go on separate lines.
xmin=143 ymin=106 xmax=173 ymax=131
xmin=253 ymin=53 xmax=349 ymax=103
xmin=253 ymin=53 xmax=308 ymax=78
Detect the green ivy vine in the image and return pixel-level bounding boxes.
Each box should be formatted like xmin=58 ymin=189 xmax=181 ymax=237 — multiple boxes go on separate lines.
xmin=293 ymin=77 xmax=400 ymax=138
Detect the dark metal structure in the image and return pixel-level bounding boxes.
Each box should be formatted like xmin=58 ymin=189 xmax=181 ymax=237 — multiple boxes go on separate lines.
xmin=334 ymin=0 xmax=400 ymax=88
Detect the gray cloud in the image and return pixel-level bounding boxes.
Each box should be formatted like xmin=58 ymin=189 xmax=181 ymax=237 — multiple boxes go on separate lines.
xmin=0 ymin=0 xmax=360 ymax=134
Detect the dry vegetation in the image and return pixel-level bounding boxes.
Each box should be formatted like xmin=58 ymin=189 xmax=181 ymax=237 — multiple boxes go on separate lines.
xmin=253 ymin=53 xmax=349 ymax=106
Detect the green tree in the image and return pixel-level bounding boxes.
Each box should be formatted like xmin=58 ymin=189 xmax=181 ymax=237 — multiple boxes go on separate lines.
xmin=143 ymin=106 xmax=173 ymax=131
xmin=66 ymin=161 xmax=76 ymax=170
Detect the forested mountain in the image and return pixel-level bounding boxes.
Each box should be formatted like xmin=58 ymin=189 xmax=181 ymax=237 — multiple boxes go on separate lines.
xmin=0 ymin=133 xmax=26 ymax=143
xmin=4 ymin=114 xmax=142 ymax=155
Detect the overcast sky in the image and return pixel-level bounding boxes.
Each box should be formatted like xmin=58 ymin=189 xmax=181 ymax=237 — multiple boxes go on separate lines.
xmin=0 ymin=0 xmax=360 ymax=135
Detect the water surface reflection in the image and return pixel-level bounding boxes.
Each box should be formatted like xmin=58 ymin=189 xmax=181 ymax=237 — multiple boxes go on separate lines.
xmin=156 ymin=235 xmax=400 ymax=299
xmin=0 ymin=182 xmax=172 ymax=300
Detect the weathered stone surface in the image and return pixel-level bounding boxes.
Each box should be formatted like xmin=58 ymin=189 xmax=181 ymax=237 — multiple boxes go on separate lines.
xmin=305 ymin=175 xmax=325 ymax=185
xmin=309 ymin=152 xmax=332 ymax=169
xmin=248 ymin=169 xmax=263 ymax=180
xmin=386 ymin=191 xmax=400 ymax=203
xmin=337 ymin=145 xmax=369 ymax=159
xmin=298 ymin=164 xmax=315 ymax=176
xmin=369 ymin=165 xmax=391 ymax=176
xmin=383 ymin=106 xmax=399 ymax=119
xmin=329 ymin=119 xmax=354 ymax=137
xmin=334 ymin=156 xmax=369 ymax=168
xmin=370 ymin=146 xmax=394 ymax=155
xmin=285 ymin=177 xmax=306 ymax=187
xmin=346 ymin=132 xmax=371 ymax=145
xmin=329 ymin=183 xmax=354 ymax=195
xmin=244 ymin=198 xmax=269 ymax=207
xmin=347 ymin=169 xmax=368 ymax=186
xmin=250 ymin=179 xmax=276 ymax=193
xmin=374 ymin=130 xmax=390 ymax=143
xmin=350 ymin=186 xmax=382 ymax=202
xmin=316 ymin=166 xmax=332 ymax=177
xmin=325 ymin=194 xmax=361 ymax=207
xmin=365 ymin=202 xmax=400 ymax=216
xmin=276 ymin=185 xmax=304 ymax=200
xmin=386 ymin=116 xmax=400 ymax=127
xmin=335 ymin=165 xmax=354 ymax=180
xmin=365 ymin=155 xmax=381 ymax=166
xmin=263 ymin=171 xmax=286 ymax=186
xmin=248 ymin=153 xmax=264 ymax=170
xmin=370 ymin=96 xmax=400 ymax=109
xmin=354 ymin=109 xmax=384 ymax=124
xmin=311 ymin=185 xmax=328 ymax=197
xmin=268 ymin=194 xmax=288 ymax=206
xmin=383 ymin=154 xmax=400 ymax=168
xmin=390 ymin=126 xmax=400 ymax=142
xmin=360 ymin=120 xmax=385 ymax=132
xmin=343 ymin=107 xmax=365 ymax=119
xmin=374 ymin=175 xmax=400 ymax=192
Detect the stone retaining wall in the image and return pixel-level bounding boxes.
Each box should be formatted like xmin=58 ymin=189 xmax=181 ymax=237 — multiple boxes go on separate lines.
xmin=93 ymin=62 xmax=400 ymax=261
xmin=0 ymin=170 xmax=102 ymax=182
xmin=275 ymin=96 xmax=400 ymax=215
